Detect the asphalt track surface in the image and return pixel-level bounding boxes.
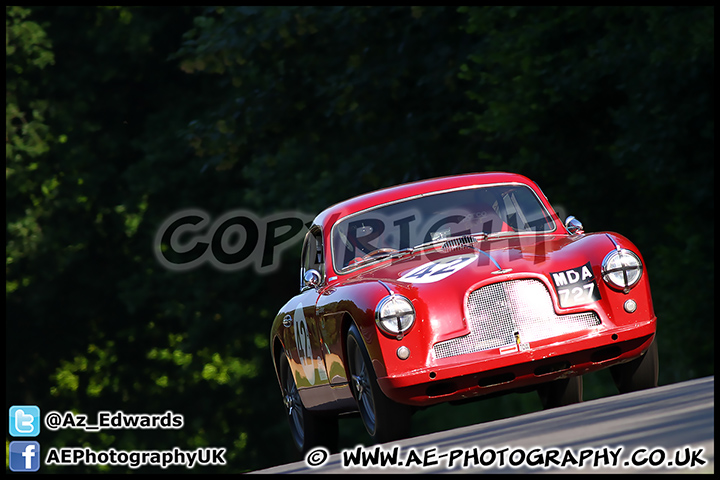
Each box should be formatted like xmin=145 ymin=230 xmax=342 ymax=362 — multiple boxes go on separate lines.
xmin=255 ymin=376 xmax=714 ymax=474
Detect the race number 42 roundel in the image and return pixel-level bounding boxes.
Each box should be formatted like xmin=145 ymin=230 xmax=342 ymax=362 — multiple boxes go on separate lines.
xmin=292 ymin=303 xmax=315 ymax=385
xmin=398 ymin=254 xmax=476 ymax=284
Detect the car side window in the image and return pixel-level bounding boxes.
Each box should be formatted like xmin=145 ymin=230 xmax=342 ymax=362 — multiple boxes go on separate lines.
xmin=300 ymin=227 xmax=324 ymax=290
xmin=501 ymin=188 xmax=554 ymax=232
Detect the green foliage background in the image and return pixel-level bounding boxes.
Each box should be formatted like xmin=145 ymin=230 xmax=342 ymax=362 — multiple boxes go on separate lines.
xmin=6 ymin=6 xmax=713 ymax=473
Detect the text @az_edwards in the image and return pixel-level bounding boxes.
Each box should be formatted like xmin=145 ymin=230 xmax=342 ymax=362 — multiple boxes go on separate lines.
xmin=44 ymin=410 xmax=183 ymax=431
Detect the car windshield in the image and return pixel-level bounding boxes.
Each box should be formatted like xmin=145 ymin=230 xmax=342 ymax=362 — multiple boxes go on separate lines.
xmin=332 ymin=183 xmax=556 ymax=271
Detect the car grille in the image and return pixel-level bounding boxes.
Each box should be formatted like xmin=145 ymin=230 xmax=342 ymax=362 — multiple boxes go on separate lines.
xmin=432 ymin=279 xmax=601 ymax=359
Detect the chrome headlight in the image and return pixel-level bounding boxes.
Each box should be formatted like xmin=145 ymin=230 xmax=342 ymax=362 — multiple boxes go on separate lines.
xmin=375 ymin=295 xmax=415 ymax=338
xmin=601 ymin=248 xmax=643 ymax=292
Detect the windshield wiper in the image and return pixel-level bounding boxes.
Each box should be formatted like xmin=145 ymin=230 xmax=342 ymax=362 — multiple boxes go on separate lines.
xmin=373 ymin=247 xmax=414 ymax=261
xmin=349 ymin=247 xmax=414 ymax=268
xmin=352 ymin=232 xmax=493 ymax=268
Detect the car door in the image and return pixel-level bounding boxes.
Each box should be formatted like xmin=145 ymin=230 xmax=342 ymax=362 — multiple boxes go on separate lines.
xmin=283 ymin=227 xmax=330 ymax=393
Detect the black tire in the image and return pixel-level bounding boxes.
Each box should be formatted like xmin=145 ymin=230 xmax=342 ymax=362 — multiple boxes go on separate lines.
xmin=610 ymin=339 xmax=659 ymax=394
xmin=278 ymin=352 xmax=338 ymax=455
xmin=346 ymin=324 xmax=412 ymax=443
xmin=537 ymin=375 xmax=583 ymax=409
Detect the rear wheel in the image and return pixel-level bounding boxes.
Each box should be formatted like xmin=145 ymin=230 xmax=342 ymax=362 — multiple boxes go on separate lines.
xmin=537 ymin=375 xmax=583 ymax=409
xmin=279 ymin=352 xmax=338 ymax=454
xmin=346 ymin=324 xmax=412 ymax=443
xmin=610 ymin=339 xmax=658 ymax=393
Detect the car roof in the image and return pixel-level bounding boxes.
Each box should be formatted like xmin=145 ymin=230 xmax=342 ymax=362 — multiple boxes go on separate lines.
xmin=312 ymin=172 xmax=539 ymax=229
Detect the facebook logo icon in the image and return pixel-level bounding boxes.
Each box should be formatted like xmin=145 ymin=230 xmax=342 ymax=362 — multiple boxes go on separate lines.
xmin=9 ymin=405 xmax=40 ymax=436
xmin=9 ymin=441 xmax=41 ymax=472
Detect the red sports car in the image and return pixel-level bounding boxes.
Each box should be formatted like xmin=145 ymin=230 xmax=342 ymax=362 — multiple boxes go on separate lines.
xmin=270 ymin=172 xmax=658 ymax=453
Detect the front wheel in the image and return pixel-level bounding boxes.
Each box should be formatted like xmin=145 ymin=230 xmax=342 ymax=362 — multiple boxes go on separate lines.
xmin=537 ymin=375 xmax=583 ymax=409
xmin=346 ymin=324 xmax=412 ymax=443
xmin=279 ymin=351 xmax=338 ymax=454
xmin=610 ymin=339 xmax=659 ymax=394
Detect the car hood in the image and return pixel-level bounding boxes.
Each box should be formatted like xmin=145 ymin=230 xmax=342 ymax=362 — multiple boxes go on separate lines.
xmin=351 ymin=233 xmax=601 ymax=283
xmin=345 ymin=233 xmax=615 ymax=340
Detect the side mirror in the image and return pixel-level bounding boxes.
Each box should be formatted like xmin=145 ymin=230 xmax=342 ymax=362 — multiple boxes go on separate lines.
xmin=565 ymin=216 xmax=584 ymax=235
xmin=303 ymin=269 xmax=322 ymax=290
